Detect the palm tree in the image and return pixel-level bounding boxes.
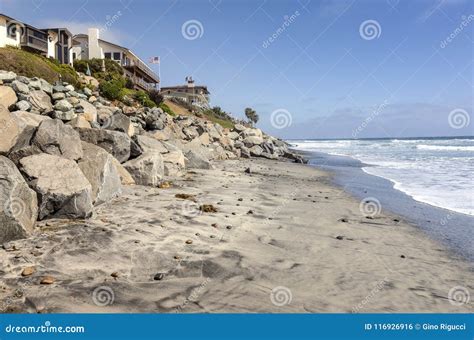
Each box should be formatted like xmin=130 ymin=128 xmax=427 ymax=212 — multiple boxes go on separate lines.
xmin=245 ymin=107 xmax=259 ymax=126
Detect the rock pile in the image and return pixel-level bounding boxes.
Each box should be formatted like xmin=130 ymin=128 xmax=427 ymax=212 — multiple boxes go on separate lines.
xmin=0 ymin=69 xmax=304 ymax=243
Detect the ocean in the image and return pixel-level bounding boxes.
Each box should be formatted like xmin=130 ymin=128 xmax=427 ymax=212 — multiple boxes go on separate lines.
xmin=290 ymin=137 xmax=474 ymax=217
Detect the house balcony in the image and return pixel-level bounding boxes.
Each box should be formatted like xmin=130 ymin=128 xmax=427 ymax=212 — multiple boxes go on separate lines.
xmin=122 ymin=59 xmax=159 ymax=85
xmin=20 ymin=27 xmax=48 ymax=53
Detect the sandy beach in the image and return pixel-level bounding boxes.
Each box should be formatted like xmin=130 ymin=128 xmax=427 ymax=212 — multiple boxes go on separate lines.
xmin=0 ymin=158 xmax=472 ymax=313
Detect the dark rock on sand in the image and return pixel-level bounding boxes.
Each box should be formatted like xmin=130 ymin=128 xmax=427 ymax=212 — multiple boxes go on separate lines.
xmin=0 ymin=156 xmax=38 ymax=243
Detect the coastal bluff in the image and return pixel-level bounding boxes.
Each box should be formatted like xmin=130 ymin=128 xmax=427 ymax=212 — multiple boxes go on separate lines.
xmin=0 ymin=69 xmax=304 ymax=244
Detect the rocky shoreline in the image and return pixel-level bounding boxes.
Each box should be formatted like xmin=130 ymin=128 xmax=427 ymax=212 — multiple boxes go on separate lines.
xmin=0 ymin=69 xmax=304 ymax=244
xmin=2 ymin=70 xmax=470 ymax=314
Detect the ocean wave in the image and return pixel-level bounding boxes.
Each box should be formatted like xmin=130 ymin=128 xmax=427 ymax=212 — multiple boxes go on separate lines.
xmin=362 ymin=167 xmax=474 ymax=216
xmin=416 ymin=145 xmax=474 ymax=152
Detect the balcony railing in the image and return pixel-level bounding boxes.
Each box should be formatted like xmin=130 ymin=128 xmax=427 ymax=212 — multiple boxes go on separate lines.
xmin=122 ymin=59 xmax=159 ymax=84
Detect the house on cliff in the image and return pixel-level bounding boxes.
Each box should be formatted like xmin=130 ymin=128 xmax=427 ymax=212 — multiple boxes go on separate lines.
xmin=0 ymin=13 xmax=73 ymax=64
xmin=71 ymin=28 xmax=159 ymax=92
xmin=161 ymin=76 xmax=210 ymax=109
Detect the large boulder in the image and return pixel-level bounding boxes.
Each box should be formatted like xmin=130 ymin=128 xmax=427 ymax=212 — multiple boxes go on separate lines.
xmin=226 ymin=131 xmax=240 ymax=140
xmin=0 ymin=86 xmax=18 ymax=108
xmin=133 ymin=135 xmax=168 ymax=154
xmin=77 ymin=99 xmax=97 ymax=122
xmin=209 ymin=143 xmax=228 ymax=160
xmin=68 ymin=115 xmax=91 ymax=128
xmin=162 ymin=150 xmax=186 ymax=177
xmin=198 ymin=132 xmax=210 ymax=146
xmin=7 ymin=145 xmax=42 ymax=166
xmin=149 ymin=129 xmax=170 ymax=141
xmin=184 ymin=150 xmax=212 ymax=169
xmin=28 ymin=90 xmax=53 ymax=114
xmin=0 ymin=108 xmax=32 ymax=155
xmin=11 ymin=80 xmax=29 ymax=95
xmin=243 ymin=135 xmax=264 ymax=147
xmin=112 ymin=158 xmax=135 ymax=185
xmin=0 ymin=71 xmax=17 ymax=83
xmin=207 ymin=124 xmax=221 ymax=140
xmin=78 ymin=142 xmax=122 ymax=204
xmin=242 ymin=128 xmax=263 ymax=138
xmin=15 ymin=100 xmax=31 ymax=111
xmin=233 ymin=124 xmax=246 ymax=132
xmin=182 ymin=126 xmax=199 ymax=140
xmin=123 ymin=152 xmax=164 ymax=186
xmin=249 ymin=145 xmax=263 ymax=157
xmin=76 ymin=128 xmax=131 ymax=163
xmin=12 ymin=110 xmax=51 ymax=127
xmin=54 ymin=99 xmax=73 ymax=112
xmin=0 ymin=156 xmax=38 ymax=243
xmin=105 ymin=112 xmax=134 ymax=136
xmin=32 ymin=119 xmax=83 ymax=161
xmin=20 ymin=153 xmax=93 ymax=219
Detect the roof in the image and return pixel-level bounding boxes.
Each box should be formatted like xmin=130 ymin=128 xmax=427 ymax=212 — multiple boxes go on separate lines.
xmin=161 ymin=85 xmax=210 ymax=94
xmin=0 ymin=13 xmax=72 ymax=36
xmin=72 ymin=33 xmax=157 ymax=80
xmin=43 ymin=27 xmax=73 ymax=37
xmin=0 ymin=12 xmax=44 ymax=33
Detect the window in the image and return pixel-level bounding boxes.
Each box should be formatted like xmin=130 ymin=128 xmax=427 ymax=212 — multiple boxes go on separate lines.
xmin=104 ymin=52 xmax=112 ymax=59
xmin=113 ymin=52 xmax=121 ymax=60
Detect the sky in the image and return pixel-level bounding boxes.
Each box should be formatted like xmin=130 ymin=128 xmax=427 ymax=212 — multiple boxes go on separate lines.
xmin=1 ymin=0 xmax=472 ymax=139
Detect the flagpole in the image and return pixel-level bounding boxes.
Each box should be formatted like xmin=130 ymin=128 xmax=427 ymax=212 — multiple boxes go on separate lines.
xmin=158 ymin=57 xmax=161 ymax=92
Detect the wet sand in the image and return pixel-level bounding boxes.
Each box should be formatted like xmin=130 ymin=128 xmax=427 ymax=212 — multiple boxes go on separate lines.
xmin=0 ymin=158 xmax=472 ymax=313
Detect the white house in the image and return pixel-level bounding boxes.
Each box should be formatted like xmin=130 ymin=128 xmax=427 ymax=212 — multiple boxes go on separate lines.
xmin=0 ymin=13 xmax=73 ymax=64
xmin=71 ymin=28 xmax=159 ymax=91
xmin=161 ymin=76 xmax=210 ymax=108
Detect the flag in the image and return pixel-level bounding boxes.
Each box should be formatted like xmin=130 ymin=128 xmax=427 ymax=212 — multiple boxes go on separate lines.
xmin=149 ymin=56 xmax=160 ymax=64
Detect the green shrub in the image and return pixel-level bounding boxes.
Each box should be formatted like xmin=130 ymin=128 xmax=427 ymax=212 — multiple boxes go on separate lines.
xmin=133 ymin=90 xmax=155 ymax=108
xmin=200 ymin=106 xmax=235 ymax=129
xmin=125 ymin=77 xmax=134 ymax=89
xmin=99 ymin=78 xmax=126 ymax=100
xmin=74 ymin=58 xmax=124 ymax=80
xmin=159 ymin=102 xmax=175 ymax=116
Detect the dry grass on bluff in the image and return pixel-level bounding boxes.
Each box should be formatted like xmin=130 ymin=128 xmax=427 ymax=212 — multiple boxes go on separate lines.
xmin=0 ymin=47 xmax=79 ymax=87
